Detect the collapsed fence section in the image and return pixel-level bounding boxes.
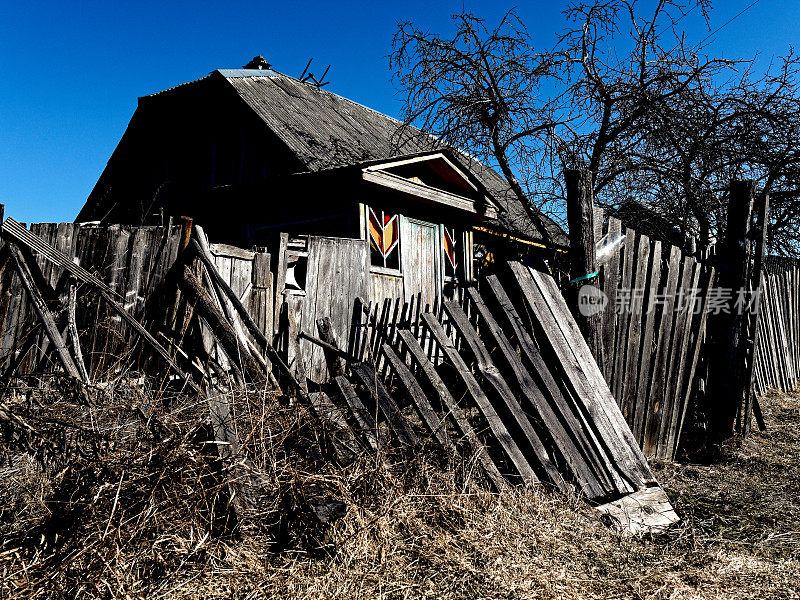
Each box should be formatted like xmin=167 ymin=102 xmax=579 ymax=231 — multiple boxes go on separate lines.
xmin=0 ymin=214 xmax=679 ymax=532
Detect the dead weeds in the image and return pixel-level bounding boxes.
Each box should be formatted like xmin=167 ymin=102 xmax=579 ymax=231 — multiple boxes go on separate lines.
xmin=1 ymin=380 xmax=799 ymax=599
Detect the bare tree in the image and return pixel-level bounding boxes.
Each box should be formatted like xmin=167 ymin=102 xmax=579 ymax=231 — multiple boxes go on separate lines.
xmin=390 ymin=10 xmax=565 ymax=243
xmin=391 ymin=1 xmax=800 ymax=255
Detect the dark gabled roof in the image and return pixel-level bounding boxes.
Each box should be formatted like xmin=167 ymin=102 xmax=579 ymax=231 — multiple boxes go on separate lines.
xmin=146 ymin=68 xmax=567 ymax=246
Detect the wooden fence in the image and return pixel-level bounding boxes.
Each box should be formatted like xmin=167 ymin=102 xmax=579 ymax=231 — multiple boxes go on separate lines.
xmin=0 ymin=215 xmax=776 ymax=467
xmin=596 ymin=217 xmax=715 ymax=460
xmin=0 ymin=222 xmax=183 ymax=378
xmin=0 ymin=217 xmax=681 ymax=530
xmin=752 ymin=258 xmax=800 ymax=396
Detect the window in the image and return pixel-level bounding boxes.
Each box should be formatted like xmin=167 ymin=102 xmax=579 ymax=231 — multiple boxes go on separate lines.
xmin=443 ymin=226 xmax=458 ymax=278
xmin=367 ymin=207 xmax=400 ymax=270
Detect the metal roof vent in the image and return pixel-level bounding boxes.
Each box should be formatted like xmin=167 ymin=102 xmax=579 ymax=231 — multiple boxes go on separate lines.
xmin=243 ymin=56 xmax=271 ymax=70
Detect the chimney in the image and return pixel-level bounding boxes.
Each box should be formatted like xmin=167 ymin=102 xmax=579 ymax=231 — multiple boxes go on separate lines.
xmin=243 ymin=56 xmax=271 ymax=70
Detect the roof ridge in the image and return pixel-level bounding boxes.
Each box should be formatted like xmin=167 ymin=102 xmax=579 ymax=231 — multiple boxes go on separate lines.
xmin=140 ymin=73 xmax=216 ymax=99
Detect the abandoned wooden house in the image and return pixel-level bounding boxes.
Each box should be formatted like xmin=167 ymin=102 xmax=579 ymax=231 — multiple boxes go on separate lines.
xmin=77 ymin=59 xmax=567 ymax=309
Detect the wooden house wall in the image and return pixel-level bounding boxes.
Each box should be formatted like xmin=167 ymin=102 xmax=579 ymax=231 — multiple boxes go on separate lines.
xmin=295 ymin=237 xmax=369 ymax=383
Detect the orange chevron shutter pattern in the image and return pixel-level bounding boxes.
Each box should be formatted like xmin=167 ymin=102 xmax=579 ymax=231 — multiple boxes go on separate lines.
xmin=368 ymin=207 xmax=399 ymax=258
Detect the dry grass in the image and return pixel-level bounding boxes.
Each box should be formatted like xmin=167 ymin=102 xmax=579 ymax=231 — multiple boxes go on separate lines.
xmin=1 ymin=380 xmax=799 ymax=599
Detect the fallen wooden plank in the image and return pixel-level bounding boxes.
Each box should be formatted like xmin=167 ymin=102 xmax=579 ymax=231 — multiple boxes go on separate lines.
xmin=595 ymin=486 xmax=679 ymax=534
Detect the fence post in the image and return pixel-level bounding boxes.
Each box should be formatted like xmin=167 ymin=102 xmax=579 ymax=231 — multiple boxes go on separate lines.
xmin=566 ymin=169 xmax=604 ymax=367
xmin=709 ymin=179 xmax=755 ymax=440
xmin=742 ymin=193 xmax=770 ymax=433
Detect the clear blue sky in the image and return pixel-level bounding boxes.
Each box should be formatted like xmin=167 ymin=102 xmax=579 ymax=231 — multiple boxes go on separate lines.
xmin=1 ymin=0 xmax=797 ymax=223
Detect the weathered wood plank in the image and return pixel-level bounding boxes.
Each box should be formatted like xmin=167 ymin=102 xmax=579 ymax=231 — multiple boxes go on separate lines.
xmin=602 ymin=217 xmax=623 ymax=380
xmin=632 ymin=241 xmax=663 ymax=442
xmin=595 ymin=486 xmax=679 ymax=534
xmin=510 ymin=262 xmax=655 ymax=487
xmin=421 ymin=312 xmax=539 ymax=485
xmin=465 ymin=287 xmax=609 ymax=499
xmin=443 ymin=299 xmax=567 ymax=491
xmin=396 ymin=329 xmax=507 ymax=490
xmin=612 ymin=227 xmax=637 ymax=398
xmin=482 ymin=275 xmax=630 ymax=495
xmin=350 ymin=361 xmax=418 ymax=448
xmin=334 ymin=375 xmax=383 ymax=452
xmin=643 ymin=245 xmax=683 ymax=457
xmin=618 ymin=234 xmax=650 ymax=420
xmin=670 ymin=266 xmax=715 ymax=458
xmin=381 ymin=343 xmax=453 ymax=450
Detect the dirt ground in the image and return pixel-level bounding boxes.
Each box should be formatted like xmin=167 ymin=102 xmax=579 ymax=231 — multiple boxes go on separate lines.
xmin=2 ymin=387 xmax=799 ymax=599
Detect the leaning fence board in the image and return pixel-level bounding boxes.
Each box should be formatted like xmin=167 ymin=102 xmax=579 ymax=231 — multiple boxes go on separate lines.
xmin=334 ymin=375 xmax=383 ymax=452
xmin=381 ymin=343 xmax=453 ymax=450
xmin=510 ymin=262 xmax=655 ymax=488
xmin=421 ymin=312 xmax=539 ymax=485
xmin=465 ymin=288 xmax=609 ymax=499
xmin=350 ymin=361 xmax=418 ymax=448
xmin=396 ymin=329 xmax=507 ymax=491
xmin=443 ymin=300 xmax=567 ymax=491
xmin=482 ymin=276 xmax=629 ymax=495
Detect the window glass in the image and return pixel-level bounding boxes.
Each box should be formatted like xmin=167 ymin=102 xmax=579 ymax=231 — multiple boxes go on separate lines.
xmin=368 ymin=207 xmax=400 ymax=270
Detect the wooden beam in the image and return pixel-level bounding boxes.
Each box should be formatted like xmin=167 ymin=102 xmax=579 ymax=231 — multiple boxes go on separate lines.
xmin=7 ymin=242 xmax=82 ymax=381
xmin=709 ymin=180 xmax=755 ymax=439
xmin=742 ymin=193 xmax=770 ymax=433
xmin=565 ymin=169 xmax=603 ymax=365
xmin=362 ymin=170 xmax=498 ymax=219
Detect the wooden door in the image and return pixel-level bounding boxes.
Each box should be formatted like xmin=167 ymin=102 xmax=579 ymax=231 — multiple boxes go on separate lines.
xmin=402 ymin=218 xmax=440 ymax=308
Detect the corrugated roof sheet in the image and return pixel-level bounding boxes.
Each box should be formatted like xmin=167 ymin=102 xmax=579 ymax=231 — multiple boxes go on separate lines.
xmin=218 ymin=70 xmax=565 ymax=245
xmin=217 ymin=68 xmax=282 ymax=78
